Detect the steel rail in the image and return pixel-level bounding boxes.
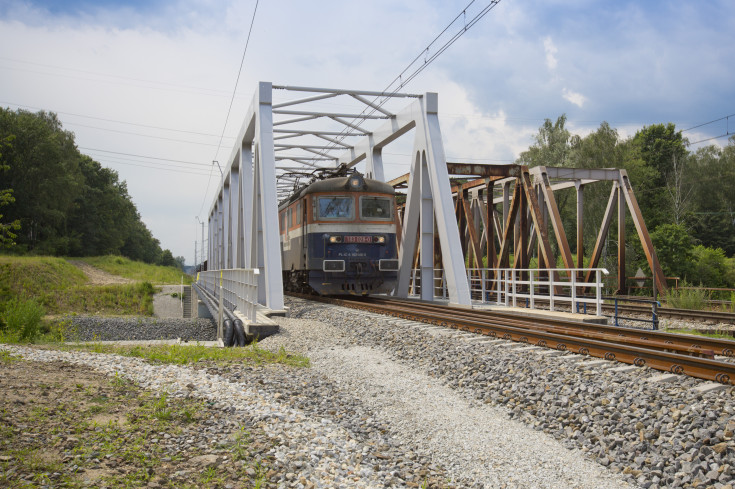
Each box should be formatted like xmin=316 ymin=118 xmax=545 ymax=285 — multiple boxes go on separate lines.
xmin=511 ymin=297 xmax=735 ymax=324
xmin=362 ymin=297 xmax=735 ymax=358
xmin=611 ymin=303 xmax=735 ymax=324
xmin=364 ymin=300 xmax=716 ymax=358
xmin=289 ymin=293 xmax=735 ymax=385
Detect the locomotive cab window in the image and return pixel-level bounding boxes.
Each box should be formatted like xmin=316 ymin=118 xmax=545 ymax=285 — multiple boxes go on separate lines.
xmin=360 ymin=196 xmax=392 ymax=220
xmin=317 ymin=196 xmax=354 ymax=220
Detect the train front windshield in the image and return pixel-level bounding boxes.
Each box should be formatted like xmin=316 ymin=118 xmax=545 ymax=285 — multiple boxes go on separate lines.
xmin=360 ymin=196 xmax=392 ymax=220
xmin=318 ymin=196 xmax=354 ymax=219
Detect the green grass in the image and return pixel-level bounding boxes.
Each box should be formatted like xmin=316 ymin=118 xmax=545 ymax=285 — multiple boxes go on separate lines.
xmin=0 ymin=256 xmax=156 ymax=326
xmin=0 ymin=255 xmax=88 ymax=300
xmin=81 ymin=255 xmax=192 ymax=284
xmin=664 ymin=328 xmax=735 ymax=340
xmin=67 ymin=342 xmax=310 ymax=368
xmin=0 ymin=350 xmax=20 ymax=363
xmin=48 ymin=281 xmax=155 ymax=316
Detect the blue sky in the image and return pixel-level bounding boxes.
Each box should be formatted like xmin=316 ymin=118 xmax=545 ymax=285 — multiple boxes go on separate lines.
xmin=1 ymin=0 xmax=733 ymax=263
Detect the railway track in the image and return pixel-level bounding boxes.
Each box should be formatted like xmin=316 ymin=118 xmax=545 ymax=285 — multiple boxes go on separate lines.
xmin=288 ymin=293 xmax=735 ymax=385
xmin=605 ymin=302 xmax=735 ymax=324
xmin=514 ymin=297 xmax=735 ymax=325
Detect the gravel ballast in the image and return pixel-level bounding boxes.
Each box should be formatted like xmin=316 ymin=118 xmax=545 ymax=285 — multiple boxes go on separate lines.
xmin=259 ymin=298 xmax=734 ymax=489
xmin=63 ymin=316 xmax=217 ymax=342
xmin=5 ymin=296 xmax=735 ymax=488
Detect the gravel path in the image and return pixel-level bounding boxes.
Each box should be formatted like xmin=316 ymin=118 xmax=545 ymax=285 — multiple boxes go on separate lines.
xmin=153 ymin=284 xmax=186 ymax=319
xmin=259 ymin=298 xmax=735 ymax=489
xmin=255 ymin=313 xmax=628 ymax=489
xmin=67 ymin=260 xmax=134 ymax=285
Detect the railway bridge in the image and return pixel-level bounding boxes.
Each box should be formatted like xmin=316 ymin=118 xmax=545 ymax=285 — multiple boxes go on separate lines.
xmin=198 ymin=82 xmax=665 ymax=321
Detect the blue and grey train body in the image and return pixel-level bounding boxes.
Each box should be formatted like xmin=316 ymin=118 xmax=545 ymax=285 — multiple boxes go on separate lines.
xmin=278 ymin=172 xmax=399 ymax=295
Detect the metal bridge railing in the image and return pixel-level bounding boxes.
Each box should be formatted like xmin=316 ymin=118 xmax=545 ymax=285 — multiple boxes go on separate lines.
xmin=197 ymin=268 xmax=260 ymax=323
xmin=410 ymin=267 xmax=609 ymax=317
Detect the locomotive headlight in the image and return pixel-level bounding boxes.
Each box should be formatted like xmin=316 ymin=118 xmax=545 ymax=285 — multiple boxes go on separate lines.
xmin=329 ymin=235 xmax=342 ymax=243
xmin=373 ymin=235 xmax=385 ymax=244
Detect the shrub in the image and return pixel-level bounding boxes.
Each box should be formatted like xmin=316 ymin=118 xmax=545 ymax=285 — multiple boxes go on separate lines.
xmin=1 ymin=298 xmax=45 ymax=342
xmin=688 ymin=245 xmax=730 ymax=287
xmin=664 ymin=286 xmax=709 ymax=310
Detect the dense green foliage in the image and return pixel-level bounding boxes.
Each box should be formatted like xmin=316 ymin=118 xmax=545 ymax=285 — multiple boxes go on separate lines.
xmin=0 ymin=135 xmax=21 ymax=247
xmin=0 ymin=108 xmax=183 ymax=267
xmin=517 ymin=115 xmax=735 ymax=288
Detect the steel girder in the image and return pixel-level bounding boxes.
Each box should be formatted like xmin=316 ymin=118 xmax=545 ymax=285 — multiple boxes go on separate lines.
xmin=393 ymin=94 xmax=471 ymax=305
xmin=403 ymin=164 xmax=667 ymax=296
xmin=444 ymin=165 xmax=667 ymax=295
xmin=207 ymin=83 xmax=473 ymax=307
xmin=209 ymin=82 xmax=284 ymax=311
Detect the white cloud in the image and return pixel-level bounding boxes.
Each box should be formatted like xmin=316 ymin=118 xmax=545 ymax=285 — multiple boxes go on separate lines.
xmin=562 ymin=88 xmax=587 ymax=108
xmin=543 ymin=36 xmax=557 ymax=70
xmin=2 ymin=0 xmax=734 ymax=263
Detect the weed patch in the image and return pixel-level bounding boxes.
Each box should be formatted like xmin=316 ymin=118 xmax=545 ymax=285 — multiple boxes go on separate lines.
xmin=67 ymin=342 xmax=310 ymax=368
xmin=1 ymin=357 xmax=277 ymax=488
xmin=0 ymin=298 xmax=45 ymax=342
xmin=664 ymin=287 xmax=709 ymax=310
xmin=663 ymin=328 xmax=735 ymax=340
xmin=0 ymin=256 xmax=157 ymax=319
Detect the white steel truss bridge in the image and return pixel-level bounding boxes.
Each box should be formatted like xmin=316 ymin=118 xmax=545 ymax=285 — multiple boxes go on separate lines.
xmin=207 ymin=81 xmax=472 ymax=310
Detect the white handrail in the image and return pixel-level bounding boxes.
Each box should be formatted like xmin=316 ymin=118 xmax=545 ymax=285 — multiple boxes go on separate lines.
xmin=408 ymin=267 xmax=609 ymax=316
xmin=197 ymin=268 xmax=260 ymax=323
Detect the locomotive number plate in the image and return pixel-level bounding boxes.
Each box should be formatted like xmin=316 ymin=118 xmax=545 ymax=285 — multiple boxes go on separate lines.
xmin=343 ymin=235 xmax=372 ymax=243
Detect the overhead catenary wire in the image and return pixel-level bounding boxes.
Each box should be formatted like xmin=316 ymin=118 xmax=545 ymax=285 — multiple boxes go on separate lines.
xmin=78 ymin=147 xmax=210 ymax=166
xmin=95 ymin=159 xmax=212 ymax=176
xmin=199 ymin=0 xmax=260 ymax=219
xmin=682 ymin=113 xmax=734 ymax=146
xmin=681 ymin=113 xmax=735 ymax=132
xmin=0 ymin=100 xmax=234 ymax=139
xmin=0 ymin=56 xmax=233 ymax=97
xmin=686 ymin=133 xmax=733 ymax=146
xmin=279 ymin=0 xmax=503 ymax=171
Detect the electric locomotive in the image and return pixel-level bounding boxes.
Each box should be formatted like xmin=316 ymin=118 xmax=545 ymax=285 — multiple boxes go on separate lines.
xmin=278 ymin=171 xmax=399 ymax=295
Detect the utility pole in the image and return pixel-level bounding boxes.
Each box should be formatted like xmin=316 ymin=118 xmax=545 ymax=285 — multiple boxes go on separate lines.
xmin=194 ymin=241 xmax=198 ymax=272
xmin=196 ymin=216 xmax=206 ymax=271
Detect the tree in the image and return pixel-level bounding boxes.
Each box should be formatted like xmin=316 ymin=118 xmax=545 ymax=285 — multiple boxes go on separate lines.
xmin=665 ymin=153 xmax=694 ymax=225
xmin=67 ymin=156 xmax=134 ymax=256
xmin=689 ymin=245 xmax=731 ymax=287
xmin=159 ymin=249 xmax=177 ymax=268
xmin=174 ymin=256 xmax=186 ymax=270
xmin=687 ymin=139 xmax=735 ymax=255
xmin=0 ymin=109 xmax=82 ymax=254
xmin=626 ymin=123 xmax=687 ymax=230
xmin=517 ymin=114 xmax=572 ymax=168
xmin=0 ymin=135 xmax=21 ymax=248
xmin=0 ymin=107 xmax=165 ymax=261
xmin=650 ymin=223 xmax=693 ymax=279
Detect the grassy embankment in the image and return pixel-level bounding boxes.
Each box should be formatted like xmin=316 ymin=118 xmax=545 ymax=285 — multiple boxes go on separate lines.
xmin=0 ymin=255 xmax=309 ymax=368
xmin=80 ymin=255 xmax=192 ymax=285
xmin=0 ymin=255 xmax=184 ymax=342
